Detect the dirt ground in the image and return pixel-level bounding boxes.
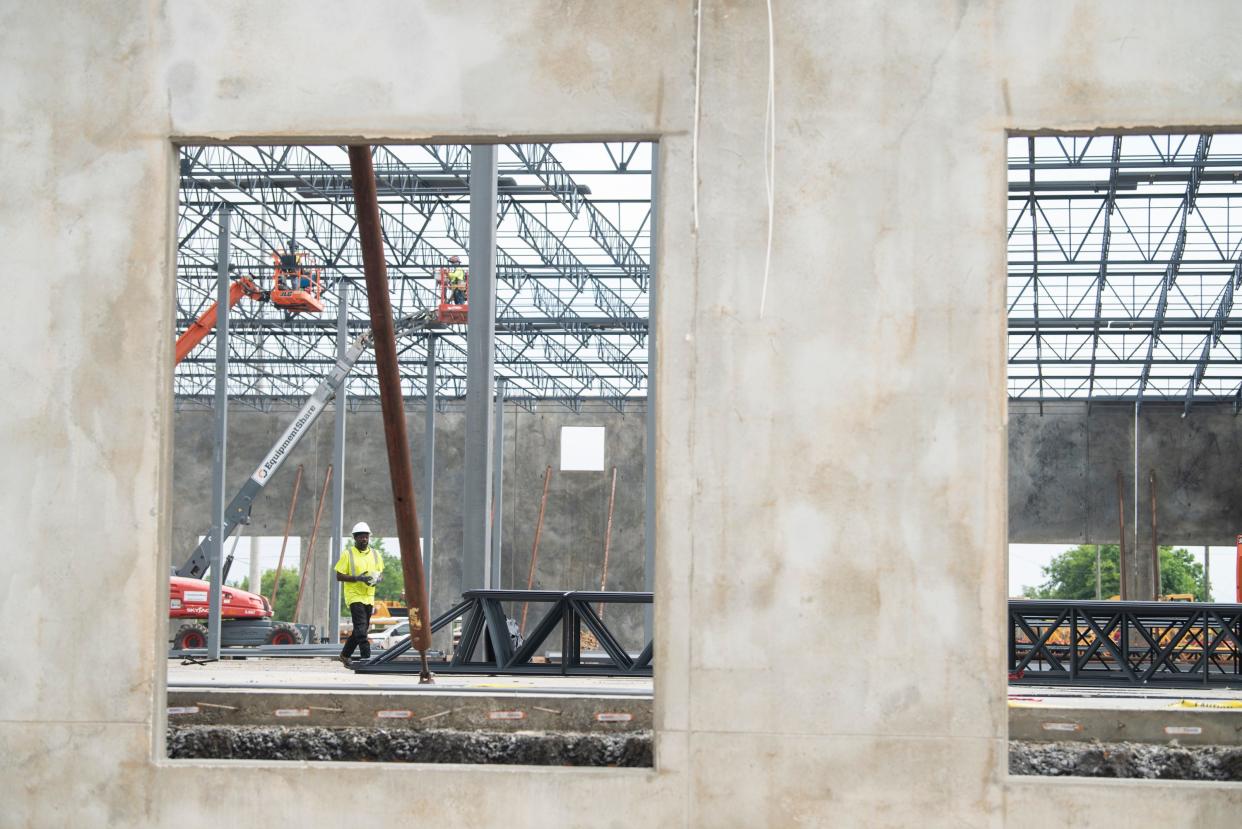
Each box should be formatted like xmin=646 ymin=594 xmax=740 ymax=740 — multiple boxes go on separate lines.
xmin=1010 ymin=740 xmax=1242 ymax=780
xmin=168 ymin=725 xmax=652 ymax=766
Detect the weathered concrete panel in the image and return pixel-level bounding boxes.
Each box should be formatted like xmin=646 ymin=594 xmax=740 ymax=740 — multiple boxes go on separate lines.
xmin=1011 ymin=401 xmax=1242 ymax=597
xmin=1008 ymin=405 xmax=1089 ymax=542
xmin=173 ymin=404 xmax=647 ymax=642
xmin=9 ymin=0 xmax=1242 ymax=824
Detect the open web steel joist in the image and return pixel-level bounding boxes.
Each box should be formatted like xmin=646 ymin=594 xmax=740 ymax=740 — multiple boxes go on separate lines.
xmin=1008 ymin=133 xmax=1242 ymax=412
xmin=358 ymin=589 xmax=653 ymax=677
xmin=1009 ymin=599 xmax=1242 ymax=689
xmin=175 ymin=143 xmax=652 ymax=412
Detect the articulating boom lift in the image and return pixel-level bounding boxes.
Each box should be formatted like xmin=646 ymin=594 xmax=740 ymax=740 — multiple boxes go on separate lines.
xmin=169 ymin=310 xmax=434 ymax=650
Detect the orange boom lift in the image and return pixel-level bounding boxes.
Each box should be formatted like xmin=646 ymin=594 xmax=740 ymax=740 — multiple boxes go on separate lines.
xmin=174 ymin=247 xmax=325 ymax=364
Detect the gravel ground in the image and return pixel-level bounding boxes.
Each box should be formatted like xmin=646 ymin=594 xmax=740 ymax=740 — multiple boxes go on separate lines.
xmin=1011 ymin=741 xmax=1242 ymax=780
xmin=168 ymin=726 xmax=652 ymax=766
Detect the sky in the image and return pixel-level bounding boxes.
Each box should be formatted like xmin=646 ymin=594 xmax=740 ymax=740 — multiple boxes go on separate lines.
xmin=1009 ymin=542 xmax=1237 ymax=600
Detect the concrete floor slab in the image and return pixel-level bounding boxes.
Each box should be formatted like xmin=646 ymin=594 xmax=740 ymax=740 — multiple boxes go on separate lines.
xmin=167 ymin=657 xmax=653 ymax=731
xmin=1008 ymin=685 xmax=1242 ymax=745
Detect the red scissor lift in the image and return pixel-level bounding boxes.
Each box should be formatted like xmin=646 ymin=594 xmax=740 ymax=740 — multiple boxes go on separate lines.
xmin=437 ymin=266 xmax=468 ymax=324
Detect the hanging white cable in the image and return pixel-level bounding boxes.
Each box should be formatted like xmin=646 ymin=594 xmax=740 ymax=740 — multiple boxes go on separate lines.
xmin=758 ymin=0 xmax=776 ymax=318
xmin=692 ymin=0 xmax=703 ymax=233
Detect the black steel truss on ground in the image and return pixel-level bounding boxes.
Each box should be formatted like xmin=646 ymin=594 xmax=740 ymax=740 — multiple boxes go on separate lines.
xmin=1009 ymin=599 xmax=1242 ymax=689
xmin=357 ymin=589 xmax=653 ymax=677
xmin=176 ymin=143 xmax=651 ymax=411
xmin=1009 ymin=133 xmax=1242 ymax=412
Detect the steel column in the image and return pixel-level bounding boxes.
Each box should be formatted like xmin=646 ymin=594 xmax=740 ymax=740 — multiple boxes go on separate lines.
xmin=1094 ymin=544 xmax=1101 ymax=600
xmin=491 ymin=378 xmax=506 ymax=589
xmin=1204 ymin=545 xmax=1210 ymax=601
xmin=207 ymin=204 xmax=230 ymax=661
xmin=247 ymin=536 xmax=259 ymax=596
xmin=424 ymin=334 xmax=437 ymax=603
xmin=348 ymin=145 xmax=433 ymax=676
xmin=463 ymin=144 xmax=498 ymax=590
xmin=328 ymin=288 xmax=348 ymax=641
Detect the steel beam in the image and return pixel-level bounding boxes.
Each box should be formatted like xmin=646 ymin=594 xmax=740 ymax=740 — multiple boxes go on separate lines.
xmin=463 ymin=145 xmax=499 ymax=590
xmin=1086 ymin=137 xmax=1122 ymax=411
xmin=1136 ymin=134 xmax=1212 ymax=412
xmin=1186 ymin=259 xmax=1242 ymax=415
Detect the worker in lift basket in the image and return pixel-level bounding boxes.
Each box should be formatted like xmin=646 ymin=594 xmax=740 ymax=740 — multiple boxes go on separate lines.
xmin=447 ymin=255 xmax=467 ymax=304
xmin=335 ymin=521 xmax=385 ymax=666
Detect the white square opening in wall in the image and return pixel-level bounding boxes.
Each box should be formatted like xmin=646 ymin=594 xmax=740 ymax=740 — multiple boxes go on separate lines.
xmin=560 ymin=426 xmax=605 ymax=471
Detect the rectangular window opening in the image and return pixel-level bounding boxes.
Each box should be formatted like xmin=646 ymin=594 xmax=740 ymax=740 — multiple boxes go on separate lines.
xmin=166 ymin=140 xmax=657 ymax=767
xmin=1006 ymin=131 xmax=1242 ymax=781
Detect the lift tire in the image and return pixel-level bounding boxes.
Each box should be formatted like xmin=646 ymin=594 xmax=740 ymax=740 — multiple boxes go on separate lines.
xmin=266 ymin=622 xmax=304 ymax=646
xmin=173 ymin=623 xmax=209 ymax=650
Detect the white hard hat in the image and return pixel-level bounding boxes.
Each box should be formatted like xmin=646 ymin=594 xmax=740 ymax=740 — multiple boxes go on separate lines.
xmin=351 ymin=521 xmax=372 ymax=535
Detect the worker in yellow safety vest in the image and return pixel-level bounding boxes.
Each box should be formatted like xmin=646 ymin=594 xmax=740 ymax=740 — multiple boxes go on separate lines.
xmin=335 ymin=521 xmax=385 ymax=666
xmin=446 ymin=255 xmax=467 ymax=304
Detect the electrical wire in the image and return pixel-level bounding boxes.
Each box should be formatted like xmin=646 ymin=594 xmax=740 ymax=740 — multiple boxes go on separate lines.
xmin=692 ymin=0 xmax=703 ymax=233
xmin=758 ymin=0 xmax=776 ymax=318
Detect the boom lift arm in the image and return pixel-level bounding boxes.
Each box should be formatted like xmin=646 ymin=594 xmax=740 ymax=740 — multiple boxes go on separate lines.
xmin=175 ymin=277 xmax=267 ymax=364
xmin=175 ymin=310 xmax=434 ymax=580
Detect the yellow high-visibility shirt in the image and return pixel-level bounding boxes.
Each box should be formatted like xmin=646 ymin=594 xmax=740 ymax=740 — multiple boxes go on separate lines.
xmin=447 ymin=267 xmax=466 ymax=286
xmin=334 ymin=544 xmax=384 ymax=606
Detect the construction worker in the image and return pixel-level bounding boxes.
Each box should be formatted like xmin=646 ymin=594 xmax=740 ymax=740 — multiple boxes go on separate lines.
xmin=280 ymin=249 xmax=311 ymax=291
xmin=446 ymin=255 xmax=467 ymax=304
xmin=335 ymin=521 xmax=384 ymax=666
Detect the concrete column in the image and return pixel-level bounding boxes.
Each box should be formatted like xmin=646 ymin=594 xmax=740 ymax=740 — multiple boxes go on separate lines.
xmin=327 ymin=284 xmax=348 ymax=641
xmin=462 ymin=144 xmax=498 ymax=590
xmin=424 ymin=334 xmax=436 ymax=602
xmin=207 ymin=204 xmax=230 ymax=660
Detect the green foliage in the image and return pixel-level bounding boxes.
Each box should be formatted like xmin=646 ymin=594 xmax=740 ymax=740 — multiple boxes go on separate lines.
xmin=372 ymin=538 xmax=406 ymax=603
xmin=239 ymin=568 xmax=300 ymax=622
xmin=1023 ymin=544 xmax=1208 ymax=601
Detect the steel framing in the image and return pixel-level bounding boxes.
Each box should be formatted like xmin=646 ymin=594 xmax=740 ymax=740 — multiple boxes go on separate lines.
xmin=1009 ymin=133 xmax=1242 ymax=409
xmin=357 ymin=589 xmax=653 ymax=677
xmin=175 ymin=143 xmax=651 ymax=412
xmin=1009 ymin=599 xmax=1242 ymax=689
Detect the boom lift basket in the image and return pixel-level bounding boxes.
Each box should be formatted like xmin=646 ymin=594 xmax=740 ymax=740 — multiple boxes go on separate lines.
xmin=437 ymin=267 xmax=468 ymax=324
xmin=271 ymin=250 xmax=325 ymax=314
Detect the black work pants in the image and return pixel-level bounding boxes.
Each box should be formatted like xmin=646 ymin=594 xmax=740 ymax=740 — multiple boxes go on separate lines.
xmin=341 ymin=601 xmax=374 ymax=660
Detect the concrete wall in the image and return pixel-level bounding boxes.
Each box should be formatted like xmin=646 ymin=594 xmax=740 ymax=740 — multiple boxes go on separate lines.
xmin=173 ymin=402 xmax=647 ymax=640
xmin=6 ymin=1 xmax=1242 ymax=826
xmin=1009 ymin=401 xmax=1242 ymax=598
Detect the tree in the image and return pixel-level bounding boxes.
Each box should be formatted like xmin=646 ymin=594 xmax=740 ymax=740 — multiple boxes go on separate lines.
xmin=1023 ymin=544 xmax=1207 ymax=600
xmin=370 ymin=537 xmax=407 ymax=603
xmin=239 ymin=568 xmax=301 ymax=621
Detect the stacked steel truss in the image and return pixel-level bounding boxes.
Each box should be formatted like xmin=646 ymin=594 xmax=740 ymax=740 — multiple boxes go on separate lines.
xmin=358 ymin=589 xmax=653 ymax=677
xmin=1008 ymin=133 xmax=1242 ymax=412
xmin=176 ymin=143 xmax=652 ymax=412
xmin=1009 ymin=599 xmax=1242 ymax=689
